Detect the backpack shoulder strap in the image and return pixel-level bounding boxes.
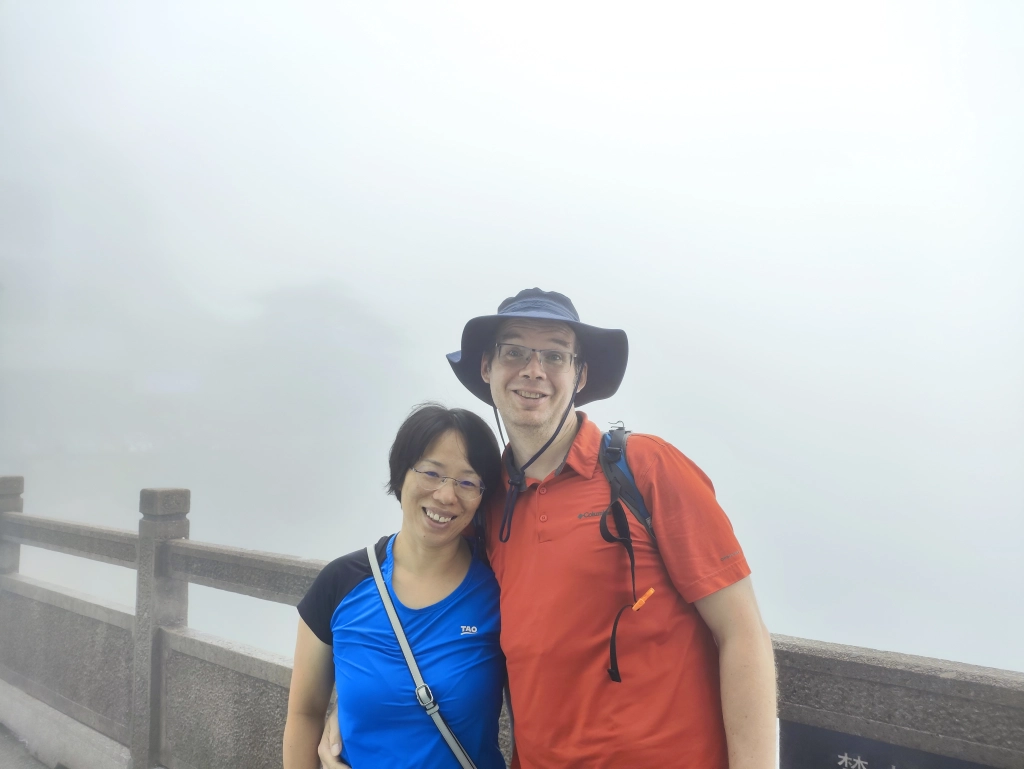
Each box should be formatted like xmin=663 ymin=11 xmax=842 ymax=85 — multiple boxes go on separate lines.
xmin=597 ymin=425 xmax=657 ymax=683
xmin=599 ymin=426 xmax=655 ymax=541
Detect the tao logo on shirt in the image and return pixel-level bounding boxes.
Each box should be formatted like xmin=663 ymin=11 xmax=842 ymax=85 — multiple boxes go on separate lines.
xmin=460 ymin=626 xmax=478 ymax=635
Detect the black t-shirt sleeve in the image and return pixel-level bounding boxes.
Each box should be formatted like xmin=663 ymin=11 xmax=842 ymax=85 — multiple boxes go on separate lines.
xmin=297 ymin=535 xmax=391 ymax=646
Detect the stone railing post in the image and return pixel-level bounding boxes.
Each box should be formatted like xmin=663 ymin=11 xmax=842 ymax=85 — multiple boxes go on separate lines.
xmin=130 ymin=488 xmax=190 ymax=769
xmin=0 ymin=476 xmax=25 ymax=574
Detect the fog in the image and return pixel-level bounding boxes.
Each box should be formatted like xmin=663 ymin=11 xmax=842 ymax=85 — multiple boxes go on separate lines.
xmin=1 ymin=2 xmax=1022 ymax=671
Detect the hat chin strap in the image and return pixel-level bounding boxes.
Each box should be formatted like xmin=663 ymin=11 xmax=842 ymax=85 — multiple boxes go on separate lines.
xmin=496 ymin=368 xmax=581 ymax=543
xmin=492 ymin=405 xmax=507 ymax=448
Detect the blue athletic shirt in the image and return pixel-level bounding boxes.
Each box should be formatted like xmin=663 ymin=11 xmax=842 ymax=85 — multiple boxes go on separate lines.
xmin=297 ymin=534 xmax=506 ymax=769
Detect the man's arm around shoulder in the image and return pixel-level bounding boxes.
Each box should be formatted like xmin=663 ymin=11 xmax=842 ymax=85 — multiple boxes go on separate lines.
xmin=695 ymin=577 xmax=777 ymax=769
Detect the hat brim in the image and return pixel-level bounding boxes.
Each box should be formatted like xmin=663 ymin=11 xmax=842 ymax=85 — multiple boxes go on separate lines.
xmin=447 ymin=314 xmax=628 ymax=407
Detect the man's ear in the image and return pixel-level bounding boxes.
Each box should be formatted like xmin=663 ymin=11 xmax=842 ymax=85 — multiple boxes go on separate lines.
xmin=575 ymin=362 xmax=588 ymax=394
xmin=480 ymin=353 xmax=492 ymax=384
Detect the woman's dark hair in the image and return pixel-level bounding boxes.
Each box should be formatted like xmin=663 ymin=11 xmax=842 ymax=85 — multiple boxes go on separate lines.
xmin=387 ymin=403 xmax=502 ymax=508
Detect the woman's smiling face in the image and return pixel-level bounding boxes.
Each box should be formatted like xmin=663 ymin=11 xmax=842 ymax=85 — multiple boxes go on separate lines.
xmin=399 ymin=429 xmax=484 ymax=548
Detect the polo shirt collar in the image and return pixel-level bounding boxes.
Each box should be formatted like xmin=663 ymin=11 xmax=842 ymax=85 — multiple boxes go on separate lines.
xmin=499 ymin=411 xmax=603 ymax=484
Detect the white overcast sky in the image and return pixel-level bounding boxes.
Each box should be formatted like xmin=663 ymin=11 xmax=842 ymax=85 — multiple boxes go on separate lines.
xmin=1 ymin=1 xmax=1022 ymax=671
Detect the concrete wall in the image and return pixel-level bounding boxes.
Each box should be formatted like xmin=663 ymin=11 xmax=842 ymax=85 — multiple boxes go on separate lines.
xmin=0 ymin=574 xmax=134 ymax=745
xmin=159 ymin=628 xmax=291 ymax=769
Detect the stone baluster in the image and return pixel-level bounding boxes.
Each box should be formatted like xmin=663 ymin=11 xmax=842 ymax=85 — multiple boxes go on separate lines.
xmin=0 ymin=476 xmax=25 ymax=574
xmin=130 ymin=488 xmax=190 ymax=769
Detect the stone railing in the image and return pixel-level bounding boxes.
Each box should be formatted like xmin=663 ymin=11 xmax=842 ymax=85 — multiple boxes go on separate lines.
xmin=0 ymin=476 xmax=325 ymax=769
xmin=1 ymin=475 xmax=1022 ymax=769
xmin=775 ymin=636 xmax=1023 ymax=769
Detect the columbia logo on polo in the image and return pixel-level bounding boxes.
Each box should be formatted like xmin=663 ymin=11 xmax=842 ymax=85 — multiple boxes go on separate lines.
xmin=460 ymin=626 xmax=478 ymax=635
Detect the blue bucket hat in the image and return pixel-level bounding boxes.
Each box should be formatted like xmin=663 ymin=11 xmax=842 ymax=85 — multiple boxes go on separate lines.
xmin=447 ymin=288 xmax=629 ymax=407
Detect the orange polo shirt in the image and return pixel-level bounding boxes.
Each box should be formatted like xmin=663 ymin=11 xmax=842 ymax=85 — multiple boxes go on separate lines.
xmin=487 ymin=413 xmax=750 ymax=769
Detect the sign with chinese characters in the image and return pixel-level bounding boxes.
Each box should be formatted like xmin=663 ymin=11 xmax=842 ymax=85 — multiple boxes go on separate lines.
xmin=780 ymin=721 xmax=995 ymax=769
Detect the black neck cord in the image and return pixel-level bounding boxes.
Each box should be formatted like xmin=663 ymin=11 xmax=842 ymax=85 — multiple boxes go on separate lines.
xmin=492 ymin=405 xmax=506 ymax=447
xmin=497 ymin=368 xmax=581 ymax=543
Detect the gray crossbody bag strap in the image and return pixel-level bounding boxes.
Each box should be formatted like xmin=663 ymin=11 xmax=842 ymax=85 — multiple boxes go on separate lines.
xmin=366 ymin=545 xmax=479 ymax=769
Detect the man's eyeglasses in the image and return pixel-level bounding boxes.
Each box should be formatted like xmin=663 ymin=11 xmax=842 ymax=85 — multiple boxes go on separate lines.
xmin=411 ymin=467 xmax=485 ymax=499
xmin=494 ymin=343 xmax=578 ymax=374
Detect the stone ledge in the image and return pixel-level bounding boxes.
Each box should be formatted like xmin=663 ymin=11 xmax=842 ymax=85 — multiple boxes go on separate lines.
xmin=0 ymin=678 xmax=130 ymax=769
xmin=161 ymin=626 xmax=293 ymax=689
xmin=0 ymin=722 xmax=48 ymax=769
xmin=0 ymin=664 xmax=130 ymax=747
xmin=0 ymin=587 xmax=133 ymax=741
xmin=160 ymin=636 xmax=289 ymax=769
xmin=0 ymin=574 xmax=134 ymax=631
xmin=774 ymin=634 xmax=1024 ymax=706
xmin=774 ymin=635 xmax=1024 ymax=768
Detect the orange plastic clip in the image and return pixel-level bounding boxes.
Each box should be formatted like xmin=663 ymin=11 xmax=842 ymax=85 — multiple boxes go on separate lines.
xmin=632 ymin=587 xmax=655 ymax=611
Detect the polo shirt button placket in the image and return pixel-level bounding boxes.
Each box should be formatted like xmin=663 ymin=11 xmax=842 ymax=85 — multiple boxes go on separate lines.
xmin=537 ymin=486 xmax=550 ymax=540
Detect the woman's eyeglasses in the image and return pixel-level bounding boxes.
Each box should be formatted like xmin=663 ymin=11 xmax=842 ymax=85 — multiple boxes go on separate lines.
xmin=411 ymin=467 xmax=485 ymax=499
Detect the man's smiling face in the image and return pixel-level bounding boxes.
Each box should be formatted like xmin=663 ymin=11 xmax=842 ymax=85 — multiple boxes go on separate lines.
xmin=481 ymin=319 xmax=587 ymax=435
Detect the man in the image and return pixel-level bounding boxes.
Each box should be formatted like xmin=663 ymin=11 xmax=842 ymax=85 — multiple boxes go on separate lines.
xmin=322 ymin=288 xmax=776 ymax=768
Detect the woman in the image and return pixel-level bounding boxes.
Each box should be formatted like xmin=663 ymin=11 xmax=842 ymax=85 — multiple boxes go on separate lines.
xmin=283 ymin=403 xmax=506 ymax=769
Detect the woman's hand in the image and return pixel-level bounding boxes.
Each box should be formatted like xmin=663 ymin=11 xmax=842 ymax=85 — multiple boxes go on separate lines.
xmin=283 ymin=619 xmax=336 ymax=769
xmin=318 ymin=707 xmax=349 ymax=768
